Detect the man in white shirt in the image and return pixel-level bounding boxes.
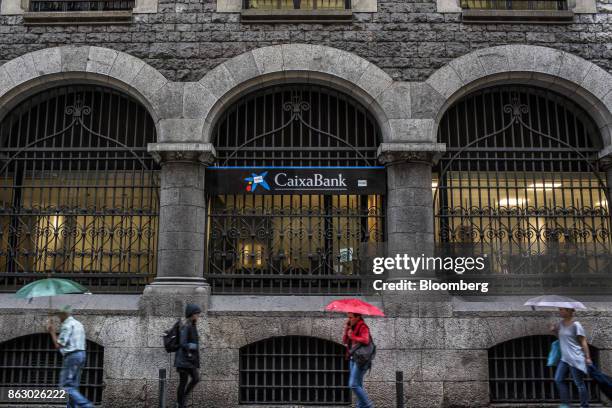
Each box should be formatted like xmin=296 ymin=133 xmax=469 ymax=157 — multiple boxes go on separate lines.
xmin=47 ymin=305 xmax=94 ymax=408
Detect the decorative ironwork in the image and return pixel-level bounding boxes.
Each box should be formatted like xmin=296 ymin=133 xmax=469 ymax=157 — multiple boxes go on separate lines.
xmin=461 ymin=0 xmax=567 ymax=10
xmin=0 ymin=85 xmax=159 ymax=293
xmin=489 ymin=335 xmax=600 ymax=403
xmin=29 ymin=0 xmax=135 ymax=12
xmin=0 ymin=334 xmax=104 ymax=404
xmin=239 ymin=336 xmax=350 ymax=405
xmin=206 ymin=194 xmax=384 ymax=294
xmin=214 ymin=85 xmax=380 ymax=167
xmin=243 ymin=0 xmax=351 ymax=10
xmin=208 ymin=85 xmax=384 ymax=294
xmin=434 ymin=86 xmax=611 ymax=293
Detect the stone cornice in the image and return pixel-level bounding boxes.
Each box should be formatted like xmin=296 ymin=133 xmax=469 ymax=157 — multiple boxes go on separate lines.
xmin=147 ymin=142 xmax=216 ymax=166
xmin=377 ymin=142 xmax=447 ymax=165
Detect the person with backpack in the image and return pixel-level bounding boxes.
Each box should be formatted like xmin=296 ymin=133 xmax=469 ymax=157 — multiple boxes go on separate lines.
xmin=343 ymin=312 xmax=374 ymax=408
xmin=550 ymin=307 xmax=591 ymax=408
xmin=174 ymin=304 xmax=202 ymax=408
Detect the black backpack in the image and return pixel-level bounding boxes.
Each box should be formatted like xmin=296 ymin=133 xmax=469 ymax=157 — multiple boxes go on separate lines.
xmin=350 ymin=335 xmax=377 ymax=369
xmin=163 ymin=319 xmax=181 ymax=353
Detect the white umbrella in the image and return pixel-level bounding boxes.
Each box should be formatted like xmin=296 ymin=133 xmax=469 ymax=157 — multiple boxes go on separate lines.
xmin=524 ymin=295 xmax=587 ymax=310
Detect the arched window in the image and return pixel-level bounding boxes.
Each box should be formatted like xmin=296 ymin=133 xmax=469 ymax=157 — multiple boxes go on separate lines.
xmin=0 ymin=333 xmax=104 ymax=404
xmin=214 ymin=85 xmax=381 ymax=167
xmin=207 ymin=85 xmax=384 ymax=294
xmin=0 ymin=85 xmax=159 ymax=292
xmin=489 ymin=335 xmax=600 ymax=403
xmin=434 ymin=85 xmax=610 ymax=292
xmin=239 ymin=336 xmax=350 ymax=405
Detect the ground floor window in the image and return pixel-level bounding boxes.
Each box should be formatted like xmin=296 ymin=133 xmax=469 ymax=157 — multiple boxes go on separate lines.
xmin=489 ymin=335 xmax=600 ymax=403
xmin=0 ymin=333 xmax=104 ymax=404
xmin=206 ymin=193 xmax=384 ymax=294
xmin=239 ymin=336 xmax=350 ymax=405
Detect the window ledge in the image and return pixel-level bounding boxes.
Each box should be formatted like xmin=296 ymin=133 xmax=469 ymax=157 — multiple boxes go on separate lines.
xmin=462 ymin=9 xmax=574 ymax=23
xmin=22 ymin=10 xmax=133 ymax=23
xmin=240 ymin=8 xmax=352 ymax=23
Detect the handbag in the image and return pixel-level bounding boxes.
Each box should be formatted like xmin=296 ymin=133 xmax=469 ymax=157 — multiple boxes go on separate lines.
xmin=350 ymin=335 xmax=377 ymax=368
xmin=547 ymin=340 xmax=561 ymax=367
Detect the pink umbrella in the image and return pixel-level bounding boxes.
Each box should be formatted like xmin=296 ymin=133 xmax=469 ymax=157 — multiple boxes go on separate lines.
xmin=325 ymin=298 xmax=385 ymax=317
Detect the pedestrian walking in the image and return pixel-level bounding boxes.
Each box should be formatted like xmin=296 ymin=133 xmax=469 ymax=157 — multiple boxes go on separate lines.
xmin=46 ymin=305 xmax=94 ymax=408
xmin=551 ymin=307 xmax=592 ymax=408
xmin=343 ymin=312 xmax=374 ymax=408
xmin=175 ymin=304 xmax=202 ymax=408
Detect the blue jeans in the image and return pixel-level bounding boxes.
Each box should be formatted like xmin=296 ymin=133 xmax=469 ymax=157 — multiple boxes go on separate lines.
xmin=554 ymin=360 xmax=589 ymax=408
xmin=59 ymin=351 xmax=94 ymax=408
xmin=349 ymin=360 xmax=373 ymax=408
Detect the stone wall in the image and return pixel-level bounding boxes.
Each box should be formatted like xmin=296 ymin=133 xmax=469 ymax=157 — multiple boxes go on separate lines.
xmin=0 ymin=0 xmax=611 ymax=82
xmin=2 ymin=305 xmax=611 ymax=407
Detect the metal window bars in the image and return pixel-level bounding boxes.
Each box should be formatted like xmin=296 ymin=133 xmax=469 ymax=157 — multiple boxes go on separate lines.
xmin=213 ymin=86 xmax=380 ymax=168
xmin=208 ymin=85 xmax=384 ymax=295
xmin=460 ymin=0 xmax=567 ymax=10
xmin=0 ymin=85 xmax=160 ymax=293
xmin=433 ymin=86 xmax=611 ymax=294
xmin=0 ymin=334 xmax=104 ymax=404
xmin=29 ymin=0 xmax=135 ymax=12
xmin=489 ymin=335 xmax=600 ymax=403
xmin=239 ymin=336 xmax=350 ymax=405
xmin=206 ymin=194 xmax=384 ymax=294
xmin=243 ymin=0 xmax=351 ymax=10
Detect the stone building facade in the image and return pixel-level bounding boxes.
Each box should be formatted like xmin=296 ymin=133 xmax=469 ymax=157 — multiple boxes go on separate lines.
xmin=0 ymin=0 xmax=611 ymax=406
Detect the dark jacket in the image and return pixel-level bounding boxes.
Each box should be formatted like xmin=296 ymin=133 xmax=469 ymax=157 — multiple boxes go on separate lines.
xmin=174 ymin=320 xmax=200 ymax=369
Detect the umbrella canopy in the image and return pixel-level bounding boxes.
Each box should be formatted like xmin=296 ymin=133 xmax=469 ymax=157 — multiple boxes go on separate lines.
xmin=524 ymin=295 xmax=587 ymax=310
xmin=15 ymin=278 xmax=90 ymax=300
xmin=325 ymin=298 xmax=385 ymax=317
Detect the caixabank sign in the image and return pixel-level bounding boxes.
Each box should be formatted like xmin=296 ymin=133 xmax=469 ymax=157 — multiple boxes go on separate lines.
xmin=206 ymin=167 xmax=386 ymax=195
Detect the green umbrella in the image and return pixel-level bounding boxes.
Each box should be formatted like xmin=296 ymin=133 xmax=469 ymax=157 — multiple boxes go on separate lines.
xmin=16 ymin=278 xmax=89 ymax=299
xmin=15 ymin=278 xmax=91 ymax=307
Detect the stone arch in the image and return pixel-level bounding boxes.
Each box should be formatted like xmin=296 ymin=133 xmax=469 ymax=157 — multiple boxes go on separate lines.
xmin=426 ymin=45 xmax=612 ymax=153
xmin=482 ymin=317 xmax=611 ymax=351
xmin=0 ymin=46 xmax=167 ymax=137
xmin=227 ymin=317 xmax=345 ymax=350
xmin=193 ymin=44 xmax=403 ymax=143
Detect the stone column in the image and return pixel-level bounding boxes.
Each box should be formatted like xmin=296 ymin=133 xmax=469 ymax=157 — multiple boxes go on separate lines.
xmin=140 ymin=143 xmax=215 ymax=316
xmin=377 ymin=143 xmax=447 ymax=316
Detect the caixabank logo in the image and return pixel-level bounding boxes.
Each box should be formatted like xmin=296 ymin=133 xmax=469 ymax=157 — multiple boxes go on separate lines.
xmin=244 ymin=171 xmax=271 ymax=192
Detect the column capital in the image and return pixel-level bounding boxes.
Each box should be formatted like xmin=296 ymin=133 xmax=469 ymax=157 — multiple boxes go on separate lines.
xmin=147 ymin=142 xmax=216 ymax=166
xmin=377 ymin=142 xmax=446 ymax=165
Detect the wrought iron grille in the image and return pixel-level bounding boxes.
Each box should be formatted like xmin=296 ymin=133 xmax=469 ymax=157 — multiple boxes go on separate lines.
xmin=0 ymin=333 xmax=104 ymax=404
xmin=206 ymin=194 xmax=384 ymax=294
xmin=434 ymin=86 xmax=610 ymax=294
xmin=460 ymin=0 xmax=567 ymax=10
xmin=29 ymin=0 xmax=135 ymax=12
xmin=0 ymin=85 xmax=159 ymax=293
xmin=208 ymin=85 xmax=384 ymax=294
xmin=214 ymin=85 xmax=380 ymax=167
xmin=239 ymin=336 xmax=350 ymax=405
xmin=489 ymin=335 xmax=600 ymax=403
xmin=243 ymin=0 xmax=351 ymax=10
